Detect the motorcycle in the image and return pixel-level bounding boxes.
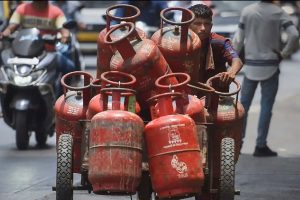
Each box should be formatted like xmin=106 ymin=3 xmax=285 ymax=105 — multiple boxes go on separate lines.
xmin=0 ymin=21 xmax=82 ymax=150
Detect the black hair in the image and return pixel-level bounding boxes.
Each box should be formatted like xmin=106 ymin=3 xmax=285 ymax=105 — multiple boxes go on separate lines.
xmin=188 ymin=4 xmax=213 ymax=20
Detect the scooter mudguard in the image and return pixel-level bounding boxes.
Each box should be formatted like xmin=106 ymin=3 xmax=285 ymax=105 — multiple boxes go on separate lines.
xmin=9 ymin=96 xmax=38 ymax=111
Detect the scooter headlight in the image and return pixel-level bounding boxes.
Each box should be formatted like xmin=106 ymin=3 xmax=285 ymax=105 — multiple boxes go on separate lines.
xmin=13 ymin=70 xmax=45 ymax=86
xmin=14 ymin=75 xmax=32 ymax=85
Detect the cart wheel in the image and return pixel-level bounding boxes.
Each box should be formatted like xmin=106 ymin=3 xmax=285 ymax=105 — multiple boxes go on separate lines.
xmin=56 ymin=134 xmax=73 ymax=200
xmin=137 ymin=171 xmax=153 ymax=200
xmin=220 ymin=137 xmax=235 ymax=200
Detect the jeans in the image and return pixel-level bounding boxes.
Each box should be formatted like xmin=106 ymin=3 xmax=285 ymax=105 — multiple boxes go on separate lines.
xmin=240 ymin=70 xmax=279 ymax=148
xmin=57 ymin=52 xmax=75 ymax=74
xmin=55 ymin=51 xmax=76 ymax=98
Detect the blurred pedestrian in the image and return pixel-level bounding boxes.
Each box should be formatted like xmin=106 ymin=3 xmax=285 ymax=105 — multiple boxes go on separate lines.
xmin=188 ymin=4 xmax=243 ymax=87
xmin=233 ymin=0 xmax=299 ymax=157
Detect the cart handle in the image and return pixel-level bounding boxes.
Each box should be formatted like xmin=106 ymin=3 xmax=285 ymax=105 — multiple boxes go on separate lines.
xmin=187 ymin=82 xmax=215 ymax=94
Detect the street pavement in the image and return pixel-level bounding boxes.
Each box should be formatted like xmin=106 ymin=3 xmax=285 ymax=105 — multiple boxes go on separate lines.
xmin=234 ymin=51 xmax=300 ymax=200
xmin=0 ymin=51 xmax=300 ymax=200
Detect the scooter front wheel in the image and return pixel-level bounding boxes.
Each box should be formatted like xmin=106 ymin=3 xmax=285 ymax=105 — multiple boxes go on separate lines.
xmin=15 ymin=111 xmax=29 ymax=150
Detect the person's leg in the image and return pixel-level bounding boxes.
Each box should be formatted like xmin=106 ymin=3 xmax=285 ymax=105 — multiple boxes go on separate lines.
xmin=57 ymin=52 xmax=75 ymax=75
xmin=55 ymin=52 xmax=75 ymax=97
xmin=240 ymin=75 xmax=258 ymax=142
xmin=256 ymin=70 xmax=279 ymax=148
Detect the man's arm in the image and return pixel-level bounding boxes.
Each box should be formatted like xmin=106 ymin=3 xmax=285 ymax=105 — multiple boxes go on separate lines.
xmin=232 ymin=7 xmax=246 ymax=54
xmin=219 ymin=57 xmax=243 ymax=85
xmin=0 ymin=5 xmax=21 ymax=38
xmin=217 ymin=37 xmax=243 ymax=85
xmin=0 ymin=23 xmax=19 ymax=38
xmin=54 ymin=6 xmax=70 ymax=44
xmin=281 ymin=23 xmax=299 ymax=59
xmin=232 ymin=23 xmax=245 ymax=54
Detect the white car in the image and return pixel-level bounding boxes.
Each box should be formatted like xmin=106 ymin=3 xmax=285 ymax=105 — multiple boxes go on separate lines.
xmin=76 ymin=1 xmax=116 ymax=53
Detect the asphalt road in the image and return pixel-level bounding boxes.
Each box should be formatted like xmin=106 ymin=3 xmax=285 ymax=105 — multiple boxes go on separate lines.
xmin=0 ymin=51 xmax=300 ymax=200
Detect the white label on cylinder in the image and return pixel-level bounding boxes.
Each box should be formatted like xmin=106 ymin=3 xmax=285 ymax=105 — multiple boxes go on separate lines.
xmin=171 ymin=155 xmax=188 ymax=178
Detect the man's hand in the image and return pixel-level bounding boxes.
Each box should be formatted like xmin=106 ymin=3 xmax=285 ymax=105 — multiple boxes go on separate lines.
xmin=272 ymin=49 xmax=283 ymax=62
xmin=0 ymin=29 xmax=11 ymax=39
xmin=60 ymin=36 xmax=69 ymax=44
xmin=60 ymin=28 xmax=70 ymax=44
xmin=218 ymin=71 xmax=235 ymax=86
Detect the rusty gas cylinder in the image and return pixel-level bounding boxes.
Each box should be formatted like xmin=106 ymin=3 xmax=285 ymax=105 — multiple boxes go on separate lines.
xmin=151 ymin=7 xmax=202 ymax=83
xmin=54 ymin=71 xmax=93 ymax=173
xmin=104 ymin=22 xmax=177 ymax=110
xmin=88 ymin=81 xmax=144 ymax=194
xmin=145 ymin=92 xmax=204 ymax=199
xmin=86 ymin=71 xmax=140 ymax=119
xmin=96 ymin=4 xmax=146 ymax=78
xmin=153 ymin=73 xmax=215 ymax=174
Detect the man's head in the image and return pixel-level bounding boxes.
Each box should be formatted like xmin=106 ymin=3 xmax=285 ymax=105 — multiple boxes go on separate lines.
xmin=188 ymin=4 xmax=213 ymax=40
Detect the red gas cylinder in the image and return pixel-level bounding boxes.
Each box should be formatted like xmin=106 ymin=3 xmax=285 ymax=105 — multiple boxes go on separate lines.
xmin=86 ymin=71 xmax=140 ymax=119
xmin=88 ymin=83 xmax=144 ymax=194
xmin=145 ymin=92 xmax=204 ymax=199
xmin=153 ymin=74 xmax=215 ymax=174
xmin=153 ymin=73 xmax=214 ymax=124
xmin=104 ymin=22 xmax=177 ymax=109
xmin=96 ymin=4 xmax=146 ymax=78
xmin=55 ymin=71 xmax=93 ymax=173
xmin=151 ymin=7 xmax=202 ymax=83
xmin=206 ymin=76 xmax=245 ymax=189
xmin=206 ymin=76 xmax=245 ymax=162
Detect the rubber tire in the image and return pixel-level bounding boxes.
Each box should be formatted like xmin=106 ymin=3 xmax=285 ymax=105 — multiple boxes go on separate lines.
xmin=137 ymin=171 xmax=152 ymax=200
xmin=35 ymin=130 xmax=48 ymax=147
xmin=220 ymin=137 xmax=235 ymax=200
xmin=35 ymin=123 xmax=54 ymax=146
xmin=56 ymin=134 xmax=73 ymax=200
xmin=15 ymin=111 xmax=29 ymax=150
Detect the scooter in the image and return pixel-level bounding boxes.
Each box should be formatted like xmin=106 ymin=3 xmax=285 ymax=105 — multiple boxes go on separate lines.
xmin=0 ymin=21 xmax=82 ymax=150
